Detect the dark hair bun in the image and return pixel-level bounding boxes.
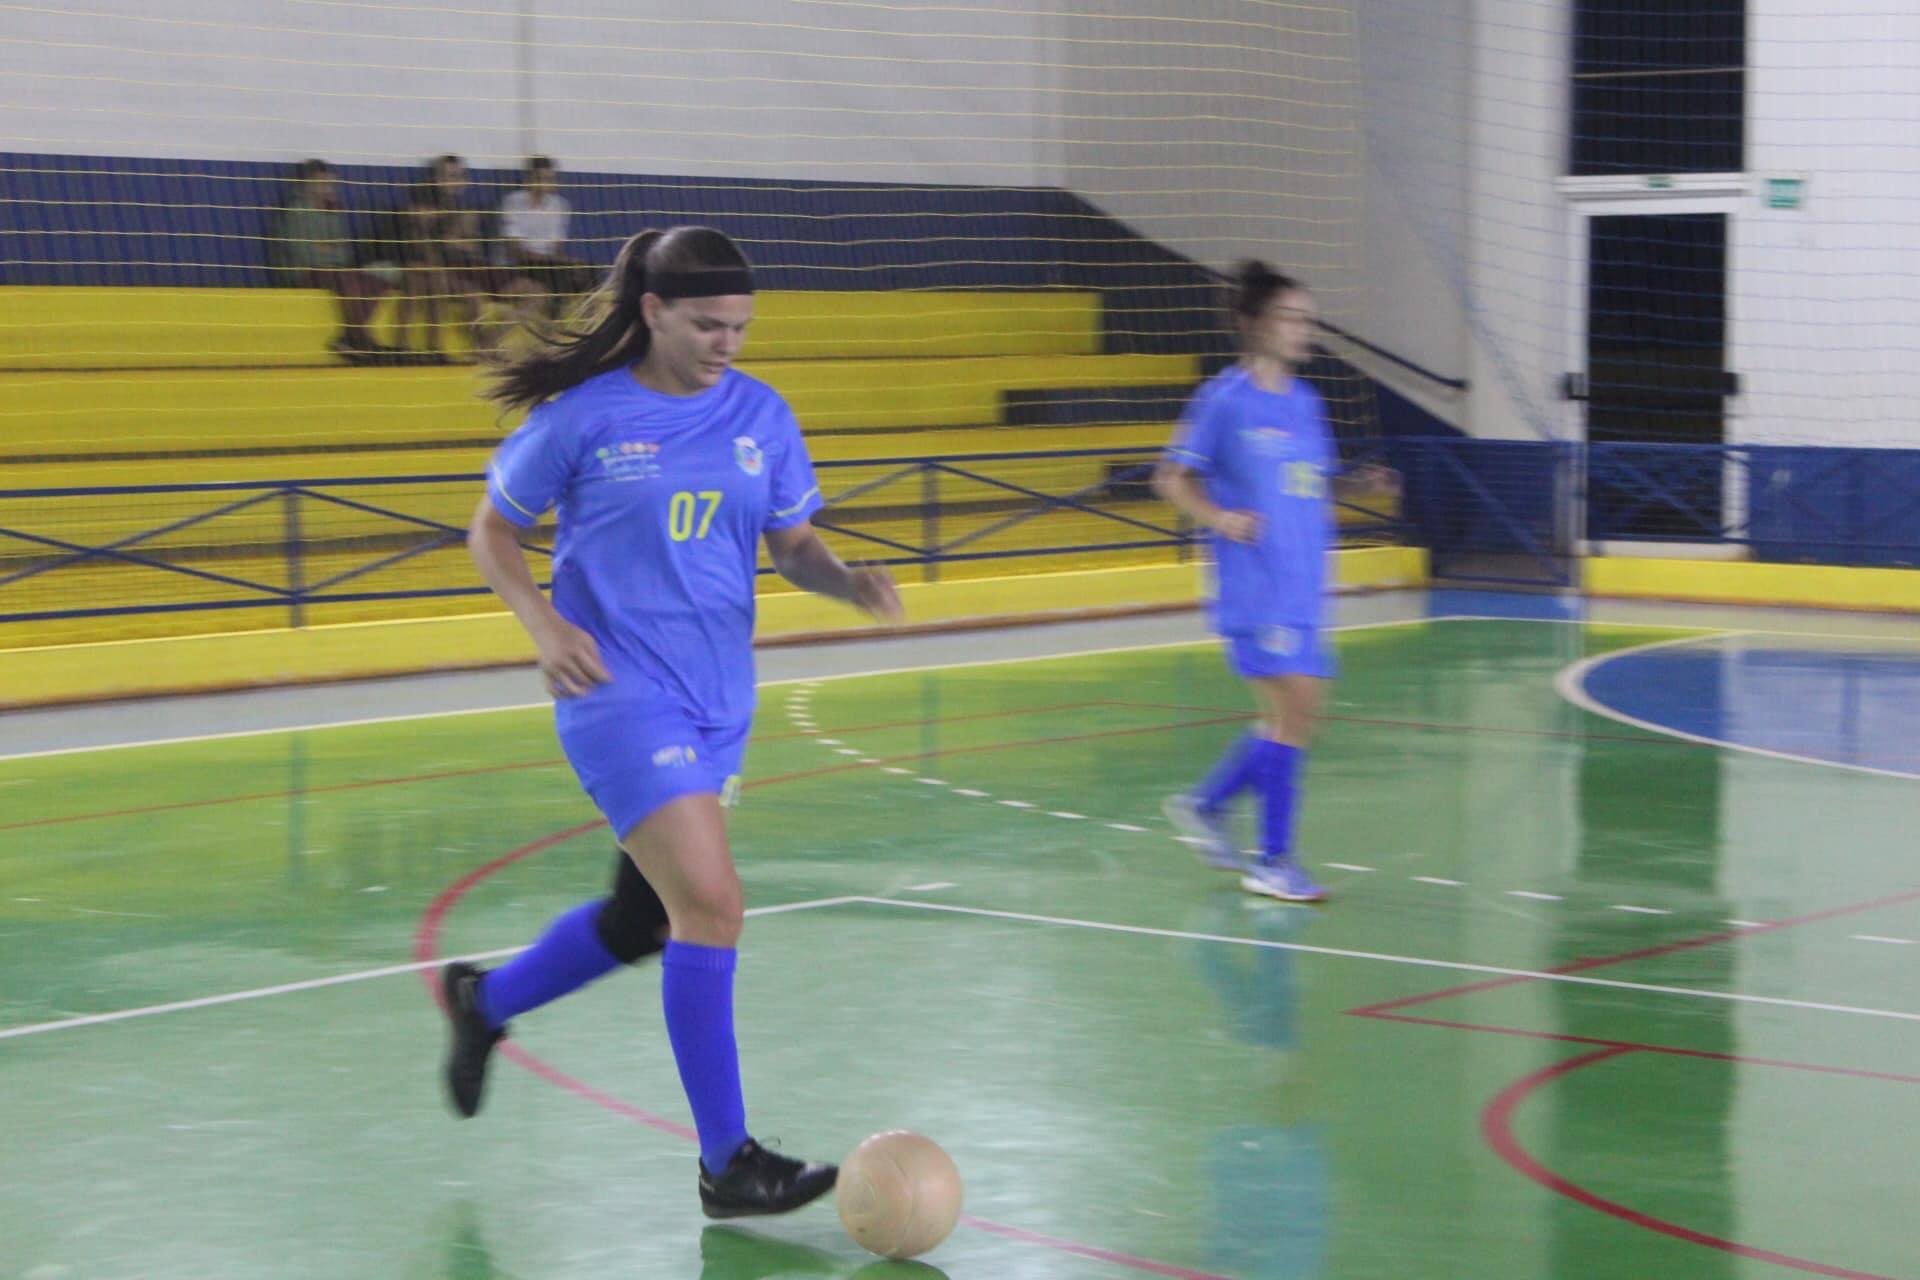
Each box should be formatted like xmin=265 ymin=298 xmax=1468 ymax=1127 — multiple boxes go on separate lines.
xmin=1228 ymin=259 xmax=1301 ymax=318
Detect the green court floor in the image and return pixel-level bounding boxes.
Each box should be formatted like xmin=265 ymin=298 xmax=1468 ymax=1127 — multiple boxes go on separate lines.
xmin=3 ymin=616 xmax=1918 ymax=1279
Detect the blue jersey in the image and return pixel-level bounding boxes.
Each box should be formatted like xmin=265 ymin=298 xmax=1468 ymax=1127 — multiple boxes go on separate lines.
xmin=486 ymin=366 xmax=824 ymax=729
xmin=1164 ymin=366 xmax=1334 ymax=632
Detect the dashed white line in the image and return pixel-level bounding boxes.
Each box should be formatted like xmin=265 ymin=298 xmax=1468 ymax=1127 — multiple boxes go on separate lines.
xmin=882 ymin=767 xmax=914 ymax=776
xmin=953 ymin=789 xmax=991 ymax=798
xmin=1414 ymin=876 xmax=1465 ymax=887
xmin=1852 ymin=934 xmax=1918 ymax=946
xmin=1047 ymin=811 xmax=1088 ymax=820
xmin=835 ymin=748 xmax=863 ymax=756
xmin=916 ymin=778 xmax=948 ymax=787
xmin=1106 ymin=823 xmax=1148 ymax=833
xmin=905 ymin=882 xmax=957 ymax=893
xmin=814 ymin=738 xmax=843 ymax=746
xmin=1325 ymin=862 xmax=1375 ymax=873
xmin=998 ymin=800 xmax=1035 ymax=809
xmin=1725 ymin=920 xmax=1767 ymax=928
xmin=1611 ymin=905 xmax=1672 ymax=916
xmin=1508 ymin=890 xmax=1564 ymax=902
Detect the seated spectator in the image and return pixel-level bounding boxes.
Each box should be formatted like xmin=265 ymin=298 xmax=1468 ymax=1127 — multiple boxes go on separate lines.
xmin=497 ymin=156 xmax=598 ymax=314
xmin=267 ymin=159 xmax=396 ymax=363
xmin=382 ymin=155 xmax=500 ymax=363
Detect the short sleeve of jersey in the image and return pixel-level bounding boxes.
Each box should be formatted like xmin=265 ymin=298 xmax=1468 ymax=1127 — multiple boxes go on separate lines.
xmin=1163 ymin=382 xmax=1228 ymax=475
xmin=764 ymin=405 xmax=825 ymax=532
xmin=487 ymin=401 xmax=577 ymax=529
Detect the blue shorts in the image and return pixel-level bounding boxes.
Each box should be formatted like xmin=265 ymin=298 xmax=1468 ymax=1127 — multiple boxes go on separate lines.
xmin=554 ymin=694 xmax=750 ymax=839
xmin=1224 ymin=626 xmax=1337 ymax=681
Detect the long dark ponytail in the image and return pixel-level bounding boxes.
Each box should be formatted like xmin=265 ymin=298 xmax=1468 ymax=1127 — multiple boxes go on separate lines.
xmin=485 ymin=226 xmax=751 ymax=413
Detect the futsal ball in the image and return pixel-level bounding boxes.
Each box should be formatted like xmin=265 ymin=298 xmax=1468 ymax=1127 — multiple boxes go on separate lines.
xmin=835 ymin=1130 xmax=963 ymax=1260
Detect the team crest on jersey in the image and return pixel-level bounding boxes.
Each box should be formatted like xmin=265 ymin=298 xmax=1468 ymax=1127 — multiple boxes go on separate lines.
xmin=733 ymin=436 xmax=764 ymax=477
xmin=596 ymin=440 xmax=662 ymax=482
xmin=1243 ymin=426 xmax=1293 ymax=455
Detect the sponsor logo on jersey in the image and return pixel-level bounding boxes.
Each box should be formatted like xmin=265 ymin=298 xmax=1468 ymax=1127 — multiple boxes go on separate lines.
xmin=597 ymin=440 xmax=662 ymax=482
xmin=651 ymin=744 xmax=700 ymax=768
xmin=1243 ymin=426 xmax=1293 ymax=456
xmin=733 ymin=436 xmax=765 ymax=477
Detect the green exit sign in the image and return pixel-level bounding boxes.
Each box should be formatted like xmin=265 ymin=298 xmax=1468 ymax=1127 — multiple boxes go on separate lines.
xmin=1646 ymin=175 xmax=1675 ymax=190
xmin=1765 ymin=176 xmax=1807 ymax=210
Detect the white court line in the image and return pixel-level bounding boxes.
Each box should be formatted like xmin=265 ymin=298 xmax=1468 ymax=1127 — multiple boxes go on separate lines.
xmin=1553 ymin=632 xmax=1920 ymax=783
xmin=850 ymin=897 xmax=1920 ymax=1025
xmin=22 ymin=609 xmax=1919 ymax=765
xmin=0 ymin=617 xmax=1449 ymax=762
xmin=0 ymin=895 xmax=863 ymax=1043
xmin=1852 ymin=935 xmax=1918 ymax=946
xmin=1509 ymin=890 xmax=1564 ymax=902
xmin=1414 ymin=876 xmax=1464 ymax=887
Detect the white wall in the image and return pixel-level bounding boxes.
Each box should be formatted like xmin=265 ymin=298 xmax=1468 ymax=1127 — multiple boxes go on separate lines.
xmin=0 ymin=0 xmax=1058 ymax=186
xmin=1353 ymin=0 xmax=1476 ymax=421
xmin=1044 ymin=2 xmax=1371 ymax=333
xmin=7 ymin=0 xmax=1912 ymax=450
xmin=1437 ymin=0 xmax=1920 ymax=446
xmin=1733 ymin=3 xmax=1920 ymax=448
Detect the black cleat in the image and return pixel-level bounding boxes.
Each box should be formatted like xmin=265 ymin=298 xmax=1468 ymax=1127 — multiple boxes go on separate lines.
xmin=698 ymin=1139 xmax=838 ymax=1220
xmin=440 ymin=961 xmax=505 ymax=1118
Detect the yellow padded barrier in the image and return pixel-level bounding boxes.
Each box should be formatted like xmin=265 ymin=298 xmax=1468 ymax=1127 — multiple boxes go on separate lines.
xmin=0 ymin=287 xmax=1102 ymax=369
xmin=0 ymin=353 xmax=1195 ymax=456
xmin=1586 ymin=556 xmax=1920 ymax=613
xmin=0 ymin=549 xmax=1430 ymax=707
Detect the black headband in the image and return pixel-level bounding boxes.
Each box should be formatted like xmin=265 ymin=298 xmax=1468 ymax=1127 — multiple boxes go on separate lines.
xmin=648 ymin=267 xmax=755 ymax=299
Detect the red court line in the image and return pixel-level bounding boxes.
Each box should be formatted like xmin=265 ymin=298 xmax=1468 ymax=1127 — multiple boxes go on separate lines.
xmin=0 ymin=756 xmax=569 ymax=834
xmin=5 ymin=698 xmax=1137 ymax=833
xmin=758 ymin=698 xmax=1114 ymax=744
xmin=412 ymin=754 xmax=1236 ymax=1278
xmin=1106 ymin=699 xmax=1695 ymax=748
xmin=1344 ymin=880 xmax=1920 ymax=1276
xmin=1481 ymin=1049 xmax=1899 ymax=1280
xmin=1360 ymin=1010 xmax=1920 ymax=1087
xmin=1346 ymin=884 xmax=1920 ymax=1019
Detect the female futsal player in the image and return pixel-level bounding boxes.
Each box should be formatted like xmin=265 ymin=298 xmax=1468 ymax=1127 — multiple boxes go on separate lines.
xmin=1153 ymin=262 xmax=1395 ymax=903
xmin=439 ymin=226 xmax=901 ymax=1218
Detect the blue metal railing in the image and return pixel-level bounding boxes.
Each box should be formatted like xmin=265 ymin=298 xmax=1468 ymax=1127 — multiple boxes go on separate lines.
xmin=0 ymin=446 xmax=1408 ymax=629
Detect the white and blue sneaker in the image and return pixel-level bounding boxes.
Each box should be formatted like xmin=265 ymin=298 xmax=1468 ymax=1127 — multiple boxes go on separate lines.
xmin=1162 ymin=794 xmax=1244 ymax=872
xmin=1240 ymin=858 xmax=1327 ymax=903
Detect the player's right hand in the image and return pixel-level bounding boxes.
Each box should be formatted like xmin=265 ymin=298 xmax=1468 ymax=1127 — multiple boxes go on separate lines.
xmin=532 ymin=617 xmax=612 ymax=698
xmin=1210 ymin=509 xmax=1262 ymax=544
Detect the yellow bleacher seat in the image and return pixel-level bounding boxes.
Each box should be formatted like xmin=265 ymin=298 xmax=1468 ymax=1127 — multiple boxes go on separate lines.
xmin=0 ymin=354 xmax=1196 ymax=458
xmin=0 ymin=287 xmax=1103 ymax=370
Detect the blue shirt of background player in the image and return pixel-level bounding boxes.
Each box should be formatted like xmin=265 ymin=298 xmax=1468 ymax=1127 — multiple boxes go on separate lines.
xmin=1164 ymin=365 xmax=1333 ymax=633
xmin=485 ymin=365 xmax=823 ymax=729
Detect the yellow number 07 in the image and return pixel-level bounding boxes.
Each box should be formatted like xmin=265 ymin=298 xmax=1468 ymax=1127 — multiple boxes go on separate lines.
xmin=668 ymin=490 xmax=723 ymax=541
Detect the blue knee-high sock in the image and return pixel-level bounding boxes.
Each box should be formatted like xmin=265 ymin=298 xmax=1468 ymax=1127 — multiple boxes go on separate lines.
xmin=661 ymin=940 xmax=750 ymax=1175
xmin=477 ymin=899 xmax=621 ymax=1031
xmin=1256 ymin=741 xmax=1304 ymax=866
xmin=1194 ymin=733 xmax=1261 ymax=813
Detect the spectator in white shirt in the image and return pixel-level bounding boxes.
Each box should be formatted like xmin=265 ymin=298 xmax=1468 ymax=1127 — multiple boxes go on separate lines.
xmin=498 ymin=156 xmax=596 ymax=313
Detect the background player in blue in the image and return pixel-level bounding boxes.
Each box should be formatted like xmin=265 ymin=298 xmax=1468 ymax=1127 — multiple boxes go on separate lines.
xmin=1153 ymin=261 xmax=1396 ymax=903
xmin=439 ymin=227 xmax=902 ymax=1219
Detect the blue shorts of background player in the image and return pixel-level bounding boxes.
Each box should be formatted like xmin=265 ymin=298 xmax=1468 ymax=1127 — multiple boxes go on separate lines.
xmin=1223 ymin=626 xmax=1338 ymax=682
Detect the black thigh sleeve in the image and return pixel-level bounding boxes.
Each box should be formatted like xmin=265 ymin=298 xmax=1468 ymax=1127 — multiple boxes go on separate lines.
xmin=595 ymin=847 xmax=670 ymax=964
